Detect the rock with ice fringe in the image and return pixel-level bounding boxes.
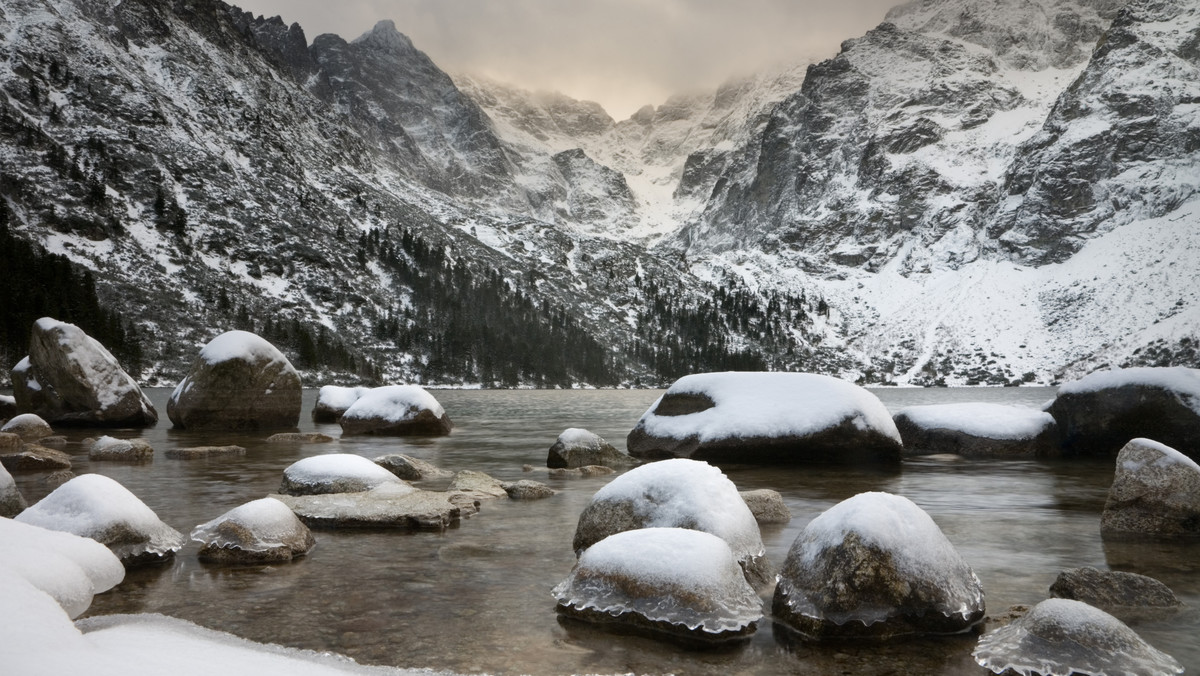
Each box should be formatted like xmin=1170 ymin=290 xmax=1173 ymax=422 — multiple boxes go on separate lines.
xmin=554 ymin=528 xmax=762 ymax=643
xmin=773 ymin=491 xmax=985 ymax=639
xmin=1047 ymin=367 xmax=1200 ymax=459
xmin=338 ymin=385 xmax=452 ymax=436
xmin=894 ymin=403 xmax=1059 ymax=458
xmin=311 ymin=385 xmax=370 ymax=423
xmin=1100 ymin=438 xmax=1200 ymax=538
xmin=547 ymin=428 xmax=635 ymax=468
xmin=15 ymin=474 xmax=185 ymax=566
xmin=1 ymin=461 xmax=27 ymax=516
xmin=973 ymin=598 xmax=1182 ymax=676
xmin=20 ymin=318 xmax=157 ymax=427
xmin=167 ymin=330 xmax=302 ymax=430
xmin=626 ymin=372 xmax=902 ymax=464
xmin=572 ymin=458 xmax=771 ymax=586
xmin=280 ymin=454 xmax=408 ymax=495
xmin=191 ymin=497 xmax=315 ymax=563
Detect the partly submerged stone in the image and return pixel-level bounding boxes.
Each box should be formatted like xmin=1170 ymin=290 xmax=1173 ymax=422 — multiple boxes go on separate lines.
xmin=167 ymin=330 xmax=302 ymax=430
xmin=1 ymin=461 xmax=27 ymax=517
xmin=23 ymin=318 xmax=157 ymax=427
xmin=1101 ymin=438 xmax=1200 ymax=538
xmin=894 ymin=403 xmax=1059 ymax=458
xmin=338 ymin=385 xmax=452 ymax=436
xmin=88 ymin=436 xmax=153 ymax=462
xmin=547 ymin=428 xmax=634 ymax=469
xmin=164 ymin=445 xmax=246 ymax=460
xmin=0 ymin=394 xmax=17 ymax=422
xmin=280 ymin=454 xmax=407 ymax=496
xmin=449 ymin=470 xmax=508 ymax=499
xmin=973 ymin=598 xmax=1182 ymax=676
xmin=15 ymin=474 xmax=185 ymax=567
xmin=191 ymin=497 xmax=315 ymax=564
xmin=311 ymin=385 xmax=369 ymax=423
xmin=273 ymin=483 xmax=475 ymax=531
xmin=1 ymin=413 xmax=54 ymax=441
xmin=554 ymin=528 xmax=762 ymax=643
xmin=1050 ymin=567 xmax=1183 ymax=620
xmin=548 ymin=465 xmax=615 ymax=478
xmin=1 ymin=444 xmax=72 ymax=472
xmin=626 ymin=372 xmax=902 ymax=464
xmin=1047 ymin=367 xmax=1200 ymax=458
xmin=374 ymin=453 xmax=452 ymax=481
xmin=265 ymin=432 xmax=334 ymax=444
xmin=773 ymin=491 xmax=985 ymax=639
xmin=0 ymin=432 xmax=20 ymax=452
xmin=502 ymin=479 xmax=555 ymax=500
xmin=740 ymin=489 xmax=791 ymax=525
xmin=572 ymin=458 xmax=770 ymax=587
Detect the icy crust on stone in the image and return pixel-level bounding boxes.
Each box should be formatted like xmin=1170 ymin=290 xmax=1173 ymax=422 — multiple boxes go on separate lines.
xmin=636 ymin=372 xmax=901 ymax=443
xmin=973 ymin=599 xmax=1183 ymax=676
xmin=895 ymin=403 xmax=1055 ymax=440
xmin=553 ymin=528 xmax=762 ymax=635
xmin=14 ymin=474 xmax=185 ymax=561
xmin=197 ymin=330 xmax=291 ymax=367
xmin=190 ymin=498 xmax=311 ymax=553
xmin=1057 ymin=367 xmax=1200 ymax=414
xmin=341 ymin=385 xmax=446 ymax=422
xmin=0 ymin=517 xmax=125 ymax=619
xmin=281 ymin=454 xmax=407 ymax=495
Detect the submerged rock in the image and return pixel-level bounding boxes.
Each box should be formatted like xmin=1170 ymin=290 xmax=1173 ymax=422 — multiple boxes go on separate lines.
xmin=1101 ymin=438 xmax=1200 ymax=538
xmin=167 ymin=330 xmax=302 ymax=430
xmin=547 ymin=428 xmax=634 ymax=469
xmin=501 ymin=479 xmax=556 ymax=500
xmin=374 ymin=453 xmax=452 ymax=481
xmin=449 ymin=470 xmax=508 ymax=499
xmin=0 ymin=462 xmax=27 ymax=517
xmin=773 ymin=491 xmax=985 ymax=639
xmin=311 ymin=385 xmax=369 ymax=423
xmin=338 ymin=385 xmax=452 ymax=436
xmin=265 ymin=432 xmax=334 ymax=444
xmin=973 ymin=598 xmax=1182 ymax=676
xmin=740 ymin=489 xmax=791 ymax=525
xmin=572 ymin=458 xmax=770 ymax=586
xmin=1050 ymin=567 xmax=1183 ymax=620
xmin=548 ymin=465 xmax=615 ymax=478
xmin=280 ymin=454 xmax=407 ymax=496
xmin=88 ymin=436 xmax=153 ymax=462
xmin=2 ymin=413 xmax=54 ymax=441
xmin=273 ymin=483 xmax=475 ymax=530
xmin=191 ymin=497 xmax=315 ymax=564
xmin=164 ymin=445 xmax=246 ymax=460
xmin=1 ymin=444 xmax=72 ymax=472
xmin=626 ymin=372 xmax=902 ymax=464
xmin=554 ymin=528 xmax=762 ymax=643
xmin=15 ymin=474 xmax=185 ymax=566
xmin=894 ymin=403 xmax=1058 ymax=458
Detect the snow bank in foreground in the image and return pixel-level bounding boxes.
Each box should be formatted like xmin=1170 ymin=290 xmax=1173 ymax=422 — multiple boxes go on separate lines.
xmin=0 ymin=517 xmax=123 ymax=619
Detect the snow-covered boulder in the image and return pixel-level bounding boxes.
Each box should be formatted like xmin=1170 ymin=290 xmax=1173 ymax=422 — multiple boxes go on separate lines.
xmin=167 ymin=330 xmax=302 ymax=430
xmin=0 ymin=393 xmax=16 ymax=421
xmin=554 ymin=528 xmax=762 ymax=643
xmin=15 ymin=474 xmax=185 ymax=566
xmin=2 ymin=413 xmax=54 ymax=440
xmin=740 ymin=489 xmax=791 ymax=525
xmin=1 ymin=443 xmax=72 ymax=472
xmin=973 ymin=599 xmax=1182 ymax=676
xmin=1101 ymin=438 xmax=1200 ymax=538
xmin=273 ymin=483 xmax=476 ymax=530
xmin=164 ymin=445 xmax=246 ymax=460
xmin=311 ymin=385 xmax=369 ymax=423
xmin=894 ymin=403 xmax=1059 ymax=458
xmin=501 ymin=479 xmax=555 ymax=500
xmin=1 ymin=462 xmax=27 ymax=516
xmin=338 ymin=385 xmax=452 ymax=436
xmin=626 ymin=372 xmax=902 ymax=464
xmin=0 ymin=517 xmax=125 ymax=619
xmin=88 ymin=436 xmax=153 ymax=462
xmin=20 ymin=318 xmax=156 ymax=427
xmin=1050 ymin=567 xmax=1183 ymax=619
xmin=1047 ymin=367 xmax=1200 ymax=458
xmin=279 ymin=453 xmax=407 ymax=496
xmin=374 ymin=453 xmax=452 ymax=481
xmin=547 ymin=428 xmax=635 ymax=469
xmin=773 ymin=492 xmax=985 ymax=639
xmin=190 ymin=497 xmax=315 ymax=564
xmin=572 ymin=458 xmax=770 ymax=586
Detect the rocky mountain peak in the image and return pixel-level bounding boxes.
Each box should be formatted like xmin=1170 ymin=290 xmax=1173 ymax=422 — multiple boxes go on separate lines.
xmin=352 ymin=19 xmax=417 ymax=54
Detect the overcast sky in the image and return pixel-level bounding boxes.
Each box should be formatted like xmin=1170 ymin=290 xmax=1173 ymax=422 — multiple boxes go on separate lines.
xmin=232 ymin=0 xmax=902 ymax=120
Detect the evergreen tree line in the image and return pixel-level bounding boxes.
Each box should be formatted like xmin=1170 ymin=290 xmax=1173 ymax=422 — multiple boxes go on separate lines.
xmin=0 ymin=200 xmax=144 ymax=376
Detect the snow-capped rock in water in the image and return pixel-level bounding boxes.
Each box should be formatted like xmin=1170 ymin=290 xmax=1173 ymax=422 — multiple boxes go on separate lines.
xmin=311 ymin=386 xmax=370 ymax=423
xmin=893 ymin=403 xmax=1058 ymax=457
xmin=773 ymin=491 xmax=984 ymax=639
xmin=374 ymin=453 xmax=452 ymax=481
xmin=547 ymin=428 xmax=634 ymax=469
xmin=1 ymin=462 xmax=27 ymax=517
xmin=572 ymin=458 xmax=770 ymax=586
xmin=190 ymin=497 xmax=315 ymax=564
xmin=1048 ymin=367 xmax=1200 ymax=458
xmin=280 ymin=454 xmax=408 ymax=496
xmin=167 ymin=331 xmax=302 ymax=431
xmin=1101 ymin=438 xmax=1200 ymax=538
xmin=1050 ymin=567 xmax=1184 ymax=620
xmin=0 ymin=517 xmax=125 ymax=619
xmin=88 ymin=435 xmax=153 ymax=462
xmin=15 ymin=474 xmax=185 ymax=566
xmin=554 ymin=528 xmax=762 ymax=643
xmin=338 ymin=385 xmax=452 ymax=436
xmin=274 ymin=483 xmax=476 ymax=531
xmin=1 ymin=413 xmax=54 ymax=441
xmin=627 ymin=372 xmax=902 ymax=464
xmin=18 ymin=318 xmax=156 ymax=427
xmin=973 ymin=598 xmax=1183 ymax=676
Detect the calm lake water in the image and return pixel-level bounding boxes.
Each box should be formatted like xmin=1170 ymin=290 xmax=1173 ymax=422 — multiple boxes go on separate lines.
xmin=12 ymin=387 xmax=1200 ymax=675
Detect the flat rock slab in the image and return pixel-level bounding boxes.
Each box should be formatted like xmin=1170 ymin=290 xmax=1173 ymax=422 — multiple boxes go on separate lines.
xmin=449 ymin=470 xmax=508 ymax=499
xmin=164 ymin=445 xmax=247 ymax=460
xmin=1 ymin=444 xmax=73 ymax=472
xmin=546 ymin=465 xmax=615 ymax=478
xmin=273 ymin=485 xmax=479 ymax=531
xmin=265 ymin=432 xmax=334 ymax=444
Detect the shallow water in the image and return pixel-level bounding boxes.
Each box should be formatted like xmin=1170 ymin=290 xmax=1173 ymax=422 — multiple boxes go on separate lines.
xmin=13 ymin=387 xmax=1200 ymax=675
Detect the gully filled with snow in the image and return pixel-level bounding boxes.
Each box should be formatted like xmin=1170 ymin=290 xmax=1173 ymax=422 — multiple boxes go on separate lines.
xmin=7 ymin=387 xmax=1199 ymax=675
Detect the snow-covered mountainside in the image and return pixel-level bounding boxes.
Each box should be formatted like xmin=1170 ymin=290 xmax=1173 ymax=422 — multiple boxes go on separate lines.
xmin=1 ymin=0 xmax=1197 ymax=388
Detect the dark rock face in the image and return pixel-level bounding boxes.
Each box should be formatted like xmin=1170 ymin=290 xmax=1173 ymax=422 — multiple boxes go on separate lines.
xmin=0 ymin=464 xmax=27 ymax=517
xmin=1050 ymin=566 xmax=1183 ymax=617
xmin=1100 ymin=438 xmax=1200 ymax=537
xmin=0 ymin=395 xmax=16 ymax=422
xmin=547 ymin=428 xmax=634 ymax=469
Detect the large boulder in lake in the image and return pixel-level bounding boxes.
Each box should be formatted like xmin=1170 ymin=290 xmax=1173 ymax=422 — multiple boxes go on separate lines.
xmin=338 ymin=385 xmax=452 ymax=436
xmin=773 ymin=491 xmax=985 ymax=639
xmin=1047 ymin=367 xmax=1200 ymax=458
xmin=167 ymin=330 xmax=301 ymax=430
xmin=547 ymin=428 xmax=635 ymax=468
xmin=572 ymin=458 xmax=771 ymax=586
xmin=190 ymin=497 xmax=315 ymax=564
xmin=0 ymin=462 xmax=27 ymax=517
xmin=17 ymin=318 xmax=156 ymax=427
xmin=1100 ymin=438 xmax=1200 ymax=538
xmin=627 ymin=372 xmax=902 ymax=464
xmin=15 ymin=474 xmax=185 ymax=567
xmin=894 ymin=403 xmax=1058 ymax=458
xmin=554 ymin=528 xmax=762 ymax=643
xmin=311 ymin=385 xmax=369 ymax=423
